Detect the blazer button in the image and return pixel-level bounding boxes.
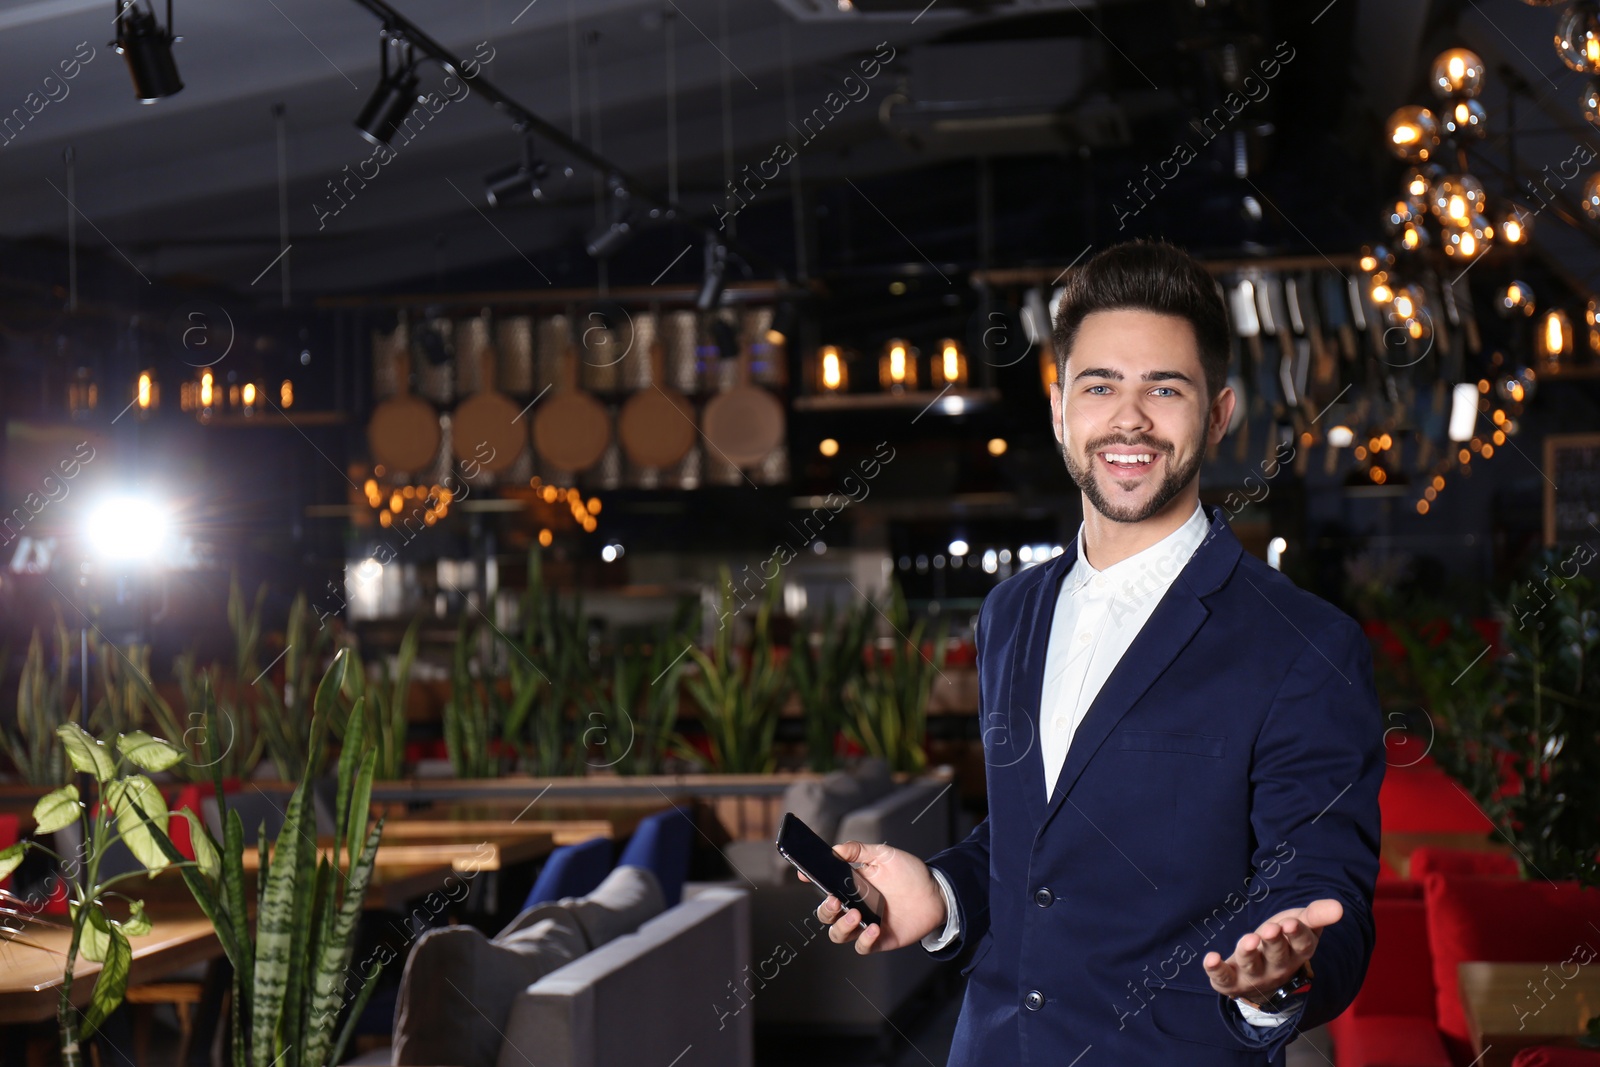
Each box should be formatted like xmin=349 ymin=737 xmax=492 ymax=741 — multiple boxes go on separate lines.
xmin=1024 ymin=990 xmax=1045 ymax=1011
xmin=1034 ymin=888 xmax=1053 ymax=907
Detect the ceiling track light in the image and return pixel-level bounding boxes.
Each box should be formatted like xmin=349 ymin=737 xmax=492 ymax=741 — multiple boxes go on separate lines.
xmin=355 ymin=30 xmax=420 ymax=147
xmin=112 ymin=0 xmax=182 ymax=103
xmin=584 ymin=173 xmax=636 ymax=258
xmin=485 ymin=134 xmax=551 ymax=208
xmin=696 ymin=236 xmax=728 ymax=312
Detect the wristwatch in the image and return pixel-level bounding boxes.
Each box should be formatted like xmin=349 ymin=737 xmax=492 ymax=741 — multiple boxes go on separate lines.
xmin=1241 ymin=962 xmax=1313 ymax=1014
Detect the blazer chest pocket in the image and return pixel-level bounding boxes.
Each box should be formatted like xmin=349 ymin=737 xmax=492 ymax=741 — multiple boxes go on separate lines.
xmin=1115 ymin=731 xmax=1226 ymax=759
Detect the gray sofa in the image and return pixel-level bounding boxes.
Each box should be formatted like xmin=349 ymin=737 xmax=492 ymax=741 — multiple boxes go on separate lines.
xmin=705 ymin=764 xmax=956 ymax=1036
xmin=378 ymin=866 xmax=751 ymax=1067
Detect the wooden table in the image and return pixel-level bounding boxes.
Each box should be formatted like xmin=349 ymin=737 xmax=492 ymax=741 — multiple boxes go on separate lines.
xmin=238 ymin=830 xmax=555 ymax=874
xmin=379 ymin=798 xmax=683 ymax=846
xmin=1460 ymin=961 xmax=1600 ymax=1067
xmin=0 ymin=915 xmax=221 ymax=1024
xmin=1380 ymin=830 xmax=1515 ymax=880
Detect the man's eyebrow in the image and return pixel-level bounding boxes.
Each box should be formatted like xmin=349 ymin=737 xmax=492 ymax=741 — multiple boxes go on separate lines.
xmin=1071 ymin=367 xmax=1198 ymax=385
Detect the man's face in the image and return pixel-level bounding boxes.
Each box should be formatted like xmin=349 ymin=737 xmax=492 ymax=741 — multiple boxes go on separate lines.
xmin=1048 ymin=308 xmax=1233 ymax=525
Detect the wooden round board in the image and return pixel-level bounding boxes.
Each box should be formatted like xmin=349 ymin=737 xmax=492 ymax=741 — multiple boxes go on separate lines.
xmin=533 ymin=391 xmax=611 ymax=470
xmin=619 ymin=339 xmax=695 ymax=468
xmin=452 ymin=391 xmax=523 ymax=473
xmin=368 ymin=394 xmax=440 ymax=473
xmin=702 ymin=382 xmax=783 ymax=468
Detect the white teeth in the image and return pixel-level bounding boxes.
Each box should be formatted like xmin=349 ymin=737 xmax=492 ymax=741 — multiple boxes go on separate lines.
xmin=1102 ymin=452 xmax=1153 ymax=464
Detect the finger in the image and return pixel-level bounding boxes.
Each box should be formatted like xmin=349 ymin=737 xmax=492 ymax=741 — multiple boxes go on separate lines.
xmin=1203 ymin=951 xmax=1237 ymax=993
xmin=1257 ymin=923 xmax=1294 ymax=971
xmin=1280 ymin=917 xmax=1319 ymax=959
xmin=1234 ymin=935 xmax=1266 ymax=979
xmin=1299 ymin=898 xmax=1344 ymax=931
xmin=796 ymin=870 xmax=810 ymax=883
xmin=828 ymin=907 xmax=862 ymax=945
xmin=832 ymin=840 xmax=868 ymax=867
xmin=855 ymin=922 xmax=881 ymax=955
xmin=816 ymin=895 xmax=841 ymax=924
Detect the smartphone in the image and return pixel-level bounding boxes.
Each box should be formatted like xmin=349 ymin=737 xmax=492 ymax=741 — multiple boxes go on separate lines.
xmin=774 ymin=812 xmax=883 ymax=928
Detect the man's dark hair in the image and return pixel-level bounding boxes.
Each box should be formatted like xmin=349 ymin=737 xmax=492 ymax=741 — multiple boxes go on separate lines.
xmin=1051 ymin=239 xmax=1229 ymax=403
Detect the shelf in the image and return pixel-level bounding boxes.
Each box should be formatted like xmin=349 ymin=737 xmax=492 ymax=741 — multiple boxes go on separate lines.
xmin=792 ymin=388 xmax=1002 ymax=414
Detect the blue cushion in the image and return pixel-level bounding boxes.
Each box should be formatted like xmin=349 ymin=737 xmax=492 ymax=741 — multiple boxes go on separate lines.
xmin=617 ymin=807 xmax=694 ymax=907
xmin=521 ymin=836 xmax=613 ymax=910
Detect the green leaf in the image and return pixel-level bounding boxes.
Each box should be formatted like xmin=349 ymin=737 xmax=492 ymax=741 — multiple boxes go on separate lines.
xmin=179 ymin=809 xmax=221 ymax=880
xmin=57 ymin=723 xmax=115 ymax=782
xmin=81 ymin=921 xmax=131 ymax=1037
xmin=74 ymin=901 xmax=113 ymax=963
xmin=120 ymin=898 xmax=152 ymax=938
xmin=253 ymin=787 xmax=308 ymax=1067
xmin=117 ymin=730 xmax=185 ymax=773
xmin=33 ymin=783 xmax=81 ymax=834
xmin=106 ymin=775 xmax=170 ymax=874
xmin=0 ymin=841 xmax=26 ymax=881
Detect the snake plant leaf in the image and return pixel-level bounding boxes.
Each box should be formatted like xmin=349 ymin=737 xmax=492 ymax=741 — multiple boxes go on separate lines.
xmin=57 ymin=724 xmax=115 ymax=782
xmin=106 ymin=775 xmax=170 ymax=875
xmin=252 ymin=786 xmax=308 ymax=1067
xmin=116 ymin=731 xmax=186 ymax=773
xmin=304 ymin=813 xmax=384 ymax=1067
xmin=0 ymin=842 xmax=25 ymax=881
xmin=120 ymin=898 xmax=152 ymax=938
xmin=33 ymin=784 xmax=81 ymax=835
xmin=80 ymin=921 xmax=131 ymax=1038
xmin=345 ymin=748 xmax=376 ymax=865
xmin=73 ymin=901 xmax=113 ymax=963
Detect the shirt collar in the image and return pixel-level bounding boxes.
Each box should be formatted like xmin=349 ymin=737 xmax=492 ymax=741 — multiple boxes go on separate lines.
xmin=1065 ymin=500 xmax=1210 ymax=599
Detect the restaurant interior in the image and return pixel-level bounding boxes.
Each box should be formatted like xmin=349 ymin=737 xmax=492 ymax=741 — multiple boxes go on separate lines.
xmin=0 ymin=0 xmax=1598 ymax=1066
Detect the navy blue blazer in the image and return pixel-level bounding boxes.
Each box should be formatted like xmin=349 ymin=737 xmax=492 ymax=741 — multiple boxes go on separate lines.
xmin=925 ymin=503 xmax=1384 ymax=1066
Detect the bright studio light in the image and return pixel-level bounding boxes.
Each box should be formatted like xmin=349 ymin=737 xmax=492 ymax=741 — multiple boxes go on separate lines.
xmin=86 ymin=496 xmax=168 ymax=562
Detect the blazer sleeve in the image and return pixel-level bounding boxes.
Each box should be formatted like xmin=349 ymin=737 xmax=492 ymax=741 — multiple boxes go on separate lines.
xmin=922 ymin=595 xmax=998 ymax=960
xmin=1237 ymin=615 xmax=1385 ymax=1042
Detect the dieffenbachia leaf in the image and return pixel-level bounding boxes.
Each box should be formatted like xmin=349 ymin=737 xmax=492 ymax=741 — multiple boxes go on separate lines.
xmin=81 ymin=922 xmax=131 ymax=1037
xmin=0 ymin=842 xmax=25 ymax=882
xmin=57 ymin=723 xmax=115 ymax=782
xmin=33 ymin=784 xmax=81 ymax=835
xmin=178 ymin=809 xmax=221 ymax=880
xmin=74 ymin=902 xmax=113 ymax=963
xmin=106 ymin=775 xmax=170 ymax=875
xmin=120 ymin=898 xmax=152 ymax=938
xmin=117 ymin=731 xmax=185 ymax=773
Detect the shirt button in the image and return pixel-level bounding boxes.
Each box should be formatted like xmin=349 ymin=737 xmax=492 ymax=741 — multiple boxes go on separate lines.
xmin=1053 ymin=717 xmax=1067 ymax=732
xmin=1092 ymin=574 xmax=1106 ymax=589
xmin=1077 ymin=632 xmax=1092 ymax=644
xmin=1034 ymin=888 xmax=1053 ymax=907
xmin=1024 ymin=990 xmax=1045 ymax=1011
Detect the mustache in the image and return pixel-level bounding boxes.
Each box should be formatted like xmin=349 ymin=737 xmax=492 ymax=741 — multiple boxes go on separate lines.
xmin=1087 ymin=438 xmax=1170 ymax=454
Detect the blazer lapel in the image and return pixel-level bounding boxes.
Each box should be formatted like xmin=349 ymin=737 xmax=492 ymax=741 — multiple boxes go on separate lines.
xmin=1007 ymin=545 xmax=1076 ymax=827
xmin=1035 ymin=504 xmax=1244 ymax=831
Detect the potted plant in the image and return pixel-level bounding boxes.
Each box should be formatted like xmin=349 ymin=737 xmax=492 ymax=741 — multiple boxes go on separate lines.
xmin=683 ymin=566 xmax=790 ymax=773
xmin=1389 ymin=547 xmax=1600 ymax=885
xmin=789 ymin=596 xmax=876 ymax=772
xmin=841 ymin=581 xmax=949 ymax=775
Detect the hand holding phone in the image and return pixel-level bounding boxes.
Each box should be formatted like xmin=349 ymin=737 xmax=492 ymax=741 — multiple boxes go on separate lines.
xmin=774 ymin=812 xmax=883 ymax=928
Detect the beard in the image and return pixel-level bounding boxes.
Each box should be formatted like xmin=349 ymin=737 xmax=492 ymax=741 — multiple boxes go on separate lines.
xmin=1061 ymin=427 xmax=1205 ymax=524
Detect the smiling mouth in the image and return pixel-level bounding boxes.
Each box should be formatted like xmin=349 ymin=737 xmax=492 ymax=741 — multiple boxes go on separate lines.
xmin=1097 ymin=449 xmax=1160 ymax=476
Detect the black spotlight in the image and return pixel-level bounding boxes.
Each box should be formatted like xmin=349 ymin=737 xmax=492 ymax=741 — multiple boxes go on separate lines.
xmin=485 ymin=137 xmax=550 ymax=208
xmin=695 ymin=237 xmax=728 ymax=311
xmin=584 ymin=175 xmax=636 ymax=258
xmin=355 ymin=36 xmax=419 ymax=148
xmin=112 ymin=0 xmax=183 ymax=103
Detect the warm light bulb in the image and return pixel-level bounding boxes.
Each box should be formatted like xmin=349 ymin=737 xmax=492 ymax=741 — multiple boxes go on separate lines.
xmin=890 ymin=345 xmax=906 ymax=381
xmin=987 ymin=438 xmax=1007 ymax=456
xmin=137 ymin=372 xmax=153 ymax=409
xmin=280 ymin=379 xmax=294 ymax=407
xmin=1385 ymin=106 xmax=1439 ymax=162
xmin=200 ymin=372 xmax=213 ymax=408
xmin=819 ymin=437 xmax=840 ymax=457
xmin=818 ymin=345 xmax=845 ymax=392
xmin=242 ymin=382 xmax=257 ymax=406
xmin=942 ymin=344 xmax=959 ymax=381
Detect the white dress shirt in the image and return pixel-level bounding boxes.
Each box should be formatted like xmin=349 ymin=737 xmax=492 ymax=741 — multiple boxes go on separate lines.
xmin=919 ymin=501 xmax=1294 ymax=1028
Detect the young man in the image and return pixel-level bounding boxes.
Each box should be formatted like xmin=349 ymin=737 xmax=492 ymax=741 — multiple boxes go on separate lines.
xmin=811 ymin=240 xmax=1384 ymax=1066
